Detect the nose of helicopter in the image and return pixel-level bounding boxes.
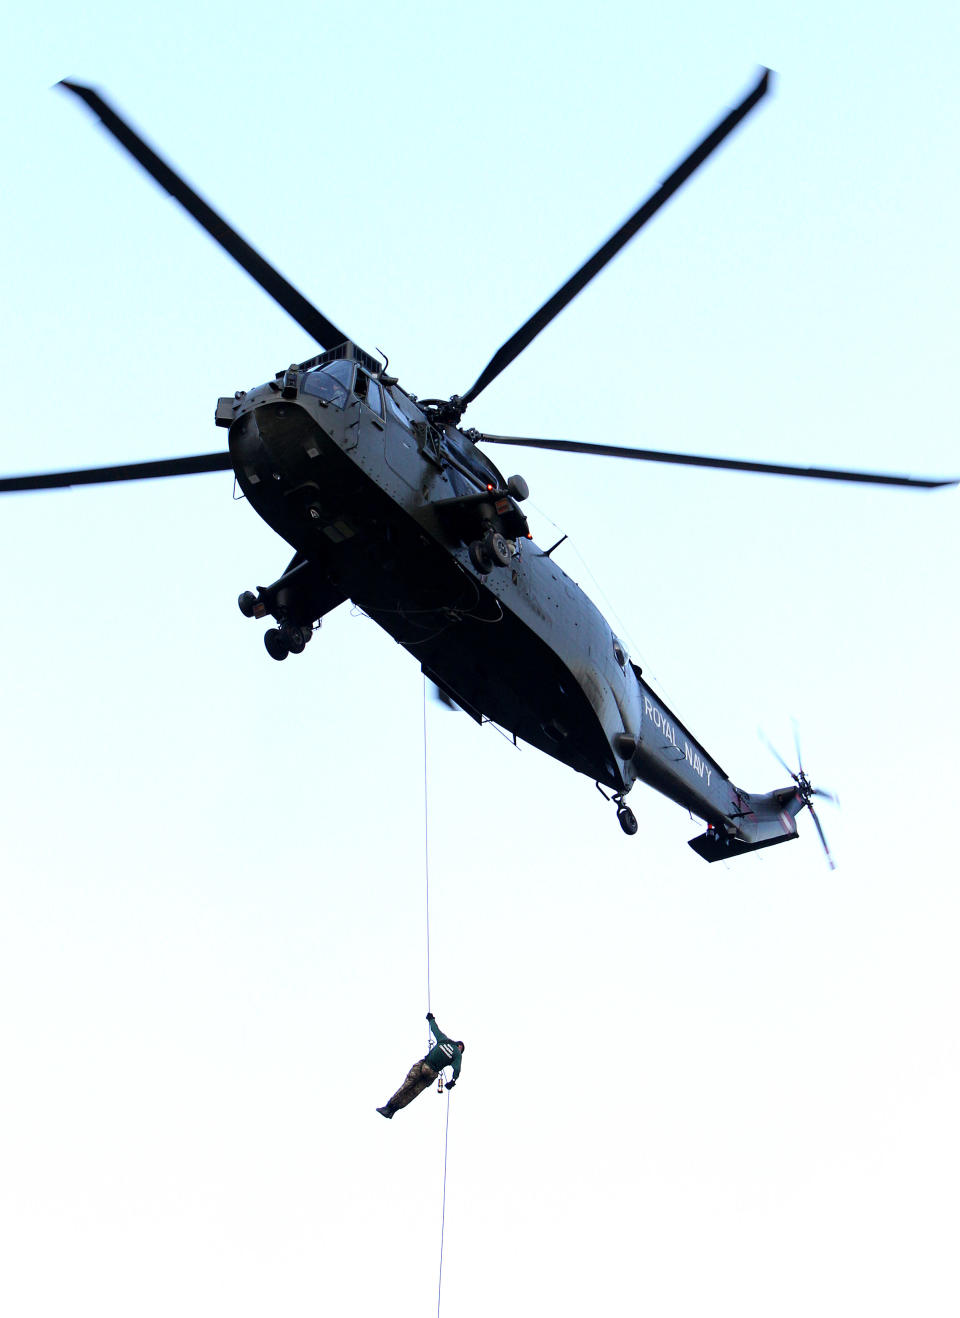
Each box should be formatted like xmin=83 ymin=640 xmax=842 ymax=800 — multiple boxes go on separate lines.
xmin=229 ymin=396 xmax=328 ymax=482
xmin=226 ymin=395 xmax=358 ymax=557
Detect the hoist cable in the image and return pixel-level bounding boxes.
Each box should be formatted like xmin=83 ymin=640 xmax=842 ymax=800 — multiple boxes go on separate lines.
xmin=423 ymin=677 xmax=451 ymax=1316
xmin=423 ymin=677 xmax=432 ymax=1018
xmin=437 ymin=1086 xmax=451 ymax=1316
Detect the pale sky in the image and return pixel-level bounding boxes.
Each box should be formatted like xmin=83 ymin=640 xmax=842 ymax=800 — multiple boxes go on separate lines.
xmin=1 ymin=3 xmax=958 ymax=1315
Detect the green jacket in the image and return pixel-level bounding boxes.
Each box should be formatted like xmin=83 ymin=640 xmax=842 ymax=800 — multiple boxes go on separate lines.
xmin=424 ymin=1018 xmax=462 ymax=1080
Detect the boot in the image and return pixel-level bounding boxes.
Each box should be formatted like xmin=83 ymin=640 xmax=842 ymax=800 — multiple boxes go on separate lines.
xmin=376 ymin=1105 xmax=394 ymax=1119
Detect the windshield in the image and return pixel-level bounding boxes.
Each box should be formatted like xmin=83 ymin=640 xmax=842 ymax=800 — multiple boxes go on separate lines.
xmin=302 ymin=362 xmax=351 ymax=407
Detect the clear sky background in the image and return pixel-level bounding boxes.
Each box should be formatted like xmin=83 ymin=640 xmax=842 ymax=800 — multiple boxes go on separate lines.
xmin=1 ymin=3 xmax=957 ymax=1315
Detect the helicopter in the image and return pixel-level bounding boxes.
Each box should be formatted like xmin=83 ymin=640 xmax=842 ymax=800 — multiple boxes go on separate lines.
xmin=2 ymin=70 xmax=955 ymax=863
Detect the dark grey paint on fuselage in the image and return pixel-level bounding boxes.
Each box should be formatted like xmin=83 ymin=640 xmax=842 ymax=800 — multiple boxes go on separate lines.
xmin=224 ymin=354 xmax=797 ymax=853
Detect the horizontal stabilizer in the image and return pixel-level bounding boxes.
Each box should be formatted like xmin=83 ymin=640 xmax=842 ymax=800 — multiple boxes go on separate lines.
xmin=688 ymin=826 xmax=799 ymax=864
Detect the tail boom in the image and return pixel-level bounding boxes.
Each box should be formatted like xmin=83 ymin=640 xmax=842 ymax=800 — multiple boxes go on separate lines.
xmin=628 ymin=669 xmax=803 ymax=862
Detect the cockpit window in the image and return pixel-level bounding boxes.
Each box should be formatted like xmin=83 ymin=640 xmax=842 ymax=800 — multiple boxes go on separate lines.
xmin=354 ymin=369 xmax=382 ymax=414
xmin=302 ymin=361 xmax=351 ymax=407
xmin=365 ymin=377 xmax=383 ymax=417
xmin=612 ymin=636 xmax=627 ymax=668
xmin=385 ymin=388 xmax=414 ymax=429
xmin=327 ymin=359 xmax=355 ymax=390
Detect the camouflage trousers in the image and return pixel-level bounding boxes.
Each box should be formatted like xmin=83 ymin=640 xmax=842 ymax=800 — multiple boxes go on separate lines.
xmin=384 ymin=1059 xmax=439 ymax=1113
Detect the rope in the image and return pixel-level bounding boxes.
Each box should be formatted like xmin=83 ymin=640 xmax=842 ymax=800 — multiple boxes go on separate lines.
xmin=423 ymin=677 xmax=432 ymax=1018
xmin=437 ymin=1086 xmax=451 ymax=1316
xmin=423 ymin=676 xmax=451 ymax=1316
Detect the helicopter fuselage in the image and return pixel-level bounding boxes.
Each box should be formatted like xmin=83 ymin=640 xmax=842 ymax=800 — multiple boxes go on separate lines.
xmin=220 ymin=345 xmax=802 ymax=858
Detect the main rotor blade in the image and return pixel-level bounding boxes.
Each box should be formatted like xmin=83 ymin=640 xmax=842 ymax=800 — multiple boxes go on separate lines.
xmin=458 ymin=68 xmax=772 ymax=412
xmin=0 ymin=452 xmax=233 ymax=493
xmin=59 ymin=81 xmax=348 ymax=350
xmin=476 ymin=433 xmax=958 ymax=489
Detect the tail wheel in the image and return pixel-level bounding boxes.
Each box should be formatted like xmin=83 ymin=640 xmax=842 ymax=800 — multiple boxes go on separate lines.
xmin=616 ymin=805 xmax=638 ymax=836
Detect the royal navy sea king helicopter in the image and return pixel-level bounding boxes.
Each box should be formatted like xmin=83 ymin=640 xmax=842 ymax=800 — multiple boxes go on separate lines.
xmin=3 ymin=72 xmax=955 ymax=863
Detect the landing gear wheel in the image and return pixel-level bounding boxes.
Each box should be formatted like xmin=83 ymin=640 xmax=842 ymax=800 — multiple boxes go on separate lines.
xmin=616 ymin=805 xmax=638 ymax=836
xmin=483 ymin=529 xmax=511 ymax=568
xmin=468 ymin=539 xmax=493 ymax=574
xmin=264 ymin=628 xmax=289 ymax=661
xmin=280 ymin=622 xmax=306 ymax=655
xmin=238 ymin=590 xmax=258 ymax=618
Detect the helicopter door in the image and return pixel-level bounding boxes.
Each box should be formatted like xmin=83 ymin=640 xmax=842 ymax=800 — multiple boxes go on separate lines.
xmin=382 ymin=387 xmax=422 ymax=489
xmin=354 ymin=369 xmax=385 ymax=453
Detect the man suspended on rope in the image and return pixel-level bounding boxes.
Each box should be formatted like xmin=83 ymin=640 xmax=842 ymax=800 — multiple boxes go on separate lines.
xmin=377 ymin=1013 xmax=464 ymax=1119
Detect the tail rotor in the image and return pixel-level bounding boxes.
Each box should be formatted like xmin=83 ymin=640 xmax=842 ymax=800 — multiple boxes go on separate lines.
xmin=762 ymin=728 xmax=838 ymax=869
